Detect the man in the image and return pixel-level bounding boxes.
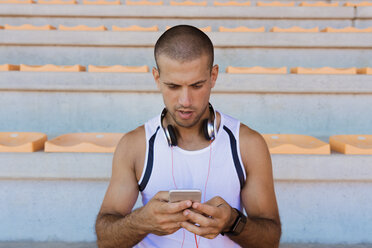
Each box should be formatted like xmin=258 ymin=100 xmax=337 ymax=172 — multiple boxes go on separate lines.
xmin=95 ymin=25 xmax=281 ymax=248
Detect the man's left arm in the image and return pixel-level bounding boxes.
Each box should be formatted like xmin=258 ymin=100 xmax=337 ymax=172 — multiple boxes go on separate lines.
xmin=180 ymin=124 xmax=281 ymax=247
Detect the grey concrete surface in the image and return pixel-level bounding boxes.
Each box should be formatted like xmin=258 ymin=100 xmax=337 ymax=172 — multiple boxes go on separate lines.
xmin=1 ymin=73 xmax=372 ymax=138
xmin=2 ymin=46 xmax=372 ymax=70
xmin=0 ymin=17 xmax=354 ymax=30
xmin=1 ymin=31 xmax=372 ymax=48
xmin=1 ymin=81 xmax=372 ymax=137
xmin=0 ymin=5 xmax=355 ymax=19
xmin=2 ymin=152 xmax=372 ymax=181
xmin=1 ymin=73 xmax=372 ymax=94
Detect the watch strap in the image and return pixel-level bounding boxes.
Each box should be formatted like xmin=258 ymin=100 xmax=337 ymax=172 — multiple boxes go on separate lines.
xmin=221 ymin=208 xmax=247 ymax=236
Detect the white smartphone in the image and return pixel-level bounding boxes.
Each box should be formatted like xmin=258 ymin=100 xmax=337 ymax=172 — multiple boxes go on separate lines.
xmin=169 ymin=189 xmax=202 ymax=203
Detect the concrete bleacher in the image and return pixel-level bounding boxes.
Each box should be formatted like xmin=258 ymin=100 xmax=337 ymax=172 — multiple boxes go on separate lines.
xmin=1 ymin=1 xmax=372 ymax=245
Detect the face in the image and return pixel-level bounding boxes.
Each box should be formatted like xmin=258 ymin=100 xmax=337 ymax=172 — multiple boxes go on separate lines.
xmin=153 ymin=54 xmax=218 ymax=129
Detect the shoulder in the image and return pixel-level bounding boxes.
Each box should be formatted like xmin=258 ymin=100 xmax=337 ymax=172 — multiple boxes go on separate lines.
xmin=239 ymin=123 xmax=271 ymax=172
xmin=239 ymin=124 xmax=268 ymax=150
xmin=113 ymin=125 xmax=146 ymax=172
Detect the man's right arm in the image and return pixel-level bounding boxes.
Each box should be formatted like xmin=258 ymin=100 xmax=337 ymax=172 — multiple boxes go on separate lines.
xmin=95 ymin=127 xmax=191 ymax=248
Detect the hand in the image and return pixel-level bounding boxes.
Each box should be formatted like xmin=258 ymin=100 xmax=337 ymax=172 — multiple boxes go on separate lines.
xmin=180 ymin=196 xmax=236 ymax=239
xmin=140 ymin=191 xmax=192 ymax=236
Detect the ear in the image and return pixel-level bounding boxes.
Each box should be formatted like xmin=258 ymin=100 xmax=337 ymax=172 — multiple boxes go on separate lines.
xmin=210 ymin=64 xmax=219 ymax=89
xmin=152 ymin=67 xmax=161 ymax=90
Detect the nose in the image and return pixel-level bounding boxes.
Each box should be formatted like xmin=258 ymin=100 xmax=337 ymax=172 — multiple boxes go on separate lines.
xmin=178 ymin=87 xmax=191 ymax=108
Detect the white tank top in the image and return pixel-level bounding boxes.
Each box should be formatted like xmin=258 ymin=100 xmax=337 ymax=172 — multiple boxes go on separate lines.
xmin=135 ymin=110 xmax=246 ymax=248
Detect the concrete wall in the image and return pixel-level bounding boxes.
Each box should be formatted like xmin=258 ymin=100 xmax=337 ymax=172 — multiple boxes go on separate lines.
xmin=1 ymin=73 xmax=371 ymax=138
xmin=1 ymin=153 xmax=372 ymax=244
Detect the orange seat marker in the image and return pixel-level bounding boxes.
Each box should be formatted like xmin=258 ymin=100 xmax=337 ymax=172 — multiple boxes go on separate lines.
xmin=263 ymin=134 xmax=330 ymax=154
xmin=219 ymin=26 xmax=265 ymax=32
xmin=357 ymin=67 xmax=372 ymax=74
xmin=330 ymin=135 xmax=372 ymax=155
xmin=213 ymin=0 xmax=250 ymax=6
xmin=88 ymin=65 xmax=149 ymax=73
xmin=0 ymin=132 xmax=47 ymax=152
xmin=299 ymin=1 xmax=339 ymax=7
xmin=290 ymin=67 xmax=357 ymax=74
xmin=321 ymin=26 xmax=372 ymax=32
xmin=4 ymin=24 xmax=56 ymax=30
xmin=83 ymin=0 xmax=120 ymax=4
xmin=38 ymin=0 xmax=77 ymax=4
xmin=170 ymin=0 xmax=207 ymax=6
xmin=226 ymin=66 xmax=287 ymax=74
xmin=125 ymin=0 xmax=162 ymax=5
xmin=270 ymin=26 xmax=319 ymax=32
xmin=0 ymin=64 xmax=20 ymax=71
xmin=0 ymin=0 xmax=34 ymax=3
xmin=343 ymin=1 xmax=372 ymax=7
xmin=20 ymin=64 xmax=86 ymax=72
xmin=59 ymin=25 xmax=107 ymax=31
xmin=45 ymin=133 xmax=125 ymax=153
xmin=256 ymin=1 xmax=295 ymax=7
xmin=112 ymin=25 xmax=158 ymax=32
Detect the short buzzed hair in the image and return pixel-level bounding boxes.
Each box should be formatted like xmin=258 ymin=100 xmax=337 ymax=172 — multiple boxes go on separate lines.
xmin=154 ymin=25 xmax=214 ymax=73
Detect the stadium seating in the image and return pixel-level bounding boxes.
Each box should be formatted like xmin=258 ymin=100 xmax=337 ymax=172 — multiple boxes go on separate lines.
xmin=262 ymin=134 xmax=330 ymax=154
xmin=20 ymin=64 xmax=86 ymax=72
xmin=226 ymin=66 xmax=287 ymax=74
xmin=125 ymin=0 xmax=163 ymax=5
xmin=1 ymin=0 xmax=372 ymax=245
xmin=112 ymin=25 xmax=159 ymax=31
xmin=270 ymin=26 xmax=319 ymax=32
xmin=44 ymin=133 xmax=124 ymax=152
xmin=290 ymin=67 xmax=357 ymax=74
xmin=0 ymin=64 xmax=19 ymax=71
xmin=256 ymin=1 xmax=295 ymax=6
xmin=88 ymin=65 xmax=149 ymax=72
xmin=330 ymin=135 xmax=372 ymax=154
xmin=83 ymin=0 xmax=121 ymax=5
xmin=213 ymin=0 xmax=251 ymax=6
xmin=38 ymin=0 xmax=77 ymax=4
xmin=219 ymin=26 xmax=265 ymax=32
xmin=357 ymin=67 xmax=372 ymax=74
xmin=0 ymin=132 xmax=47 ymax=152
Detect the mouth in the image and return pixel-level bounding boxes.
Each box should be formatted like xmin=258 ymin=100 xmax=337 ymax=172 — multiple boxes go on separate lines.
xmin=177 ymin=110 xmax=193 ymax=120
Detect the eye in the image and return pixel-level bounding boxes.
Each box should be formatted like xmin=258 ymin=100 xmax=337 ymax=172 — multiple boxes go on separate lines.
xmin=192 ymin=84 xmax=202 ymax=89
xmin=168 ymin=84 xmax=179 ymax=89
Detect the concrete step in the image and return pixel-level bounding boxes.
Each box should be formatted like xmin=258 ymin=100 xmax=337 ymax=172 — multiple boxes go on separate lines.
xmin=0 ymin=72 xmax=371 ymax=138
xmin=1 ymin=31 xmax=372 ymax=69
xmin=1 ymin=1 xmax=371 ymax=29
xmin=1 ymin=153 xmax=372 ymax=243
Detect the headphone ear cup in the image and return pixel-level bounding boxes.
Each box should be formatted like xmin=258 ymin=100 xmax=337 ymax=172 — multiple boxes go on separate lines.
xmin=167 ymin=125 xmax=178 ymax=146
xmin=202 ymin=119 xmax=211 ymax=141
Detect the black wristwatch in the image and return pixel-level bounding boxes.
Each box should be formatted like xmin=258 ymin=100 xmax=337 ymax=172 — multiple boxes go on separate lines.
xmin=221 ymin=208 xmax=247 ymax=236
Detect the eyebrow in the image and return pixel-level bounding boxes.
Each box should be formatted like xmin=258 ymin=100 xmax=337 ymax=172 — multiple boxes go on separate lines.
xmin=162 ymin=80 xmax=207 ymax=86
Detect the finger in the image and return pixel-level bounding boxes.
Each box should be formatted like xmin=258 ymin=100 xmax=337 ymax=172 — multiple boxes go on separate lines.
xmin=192 ymin=202 xmax=221 ymax=218
xmin=180 ymin=221 xmax=217 ymax=238
xmin=154 ymin=191 xmax=170 ymax=202
xmin=183 ymin=209 xmax=215 ymax=227
xmin=162 ymin=212 xmax=190 ymax=223
xmin=204 ymin=196 xmax=223 ymax=206
xmin=158 ymin=200 xmax=192 ymax=214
